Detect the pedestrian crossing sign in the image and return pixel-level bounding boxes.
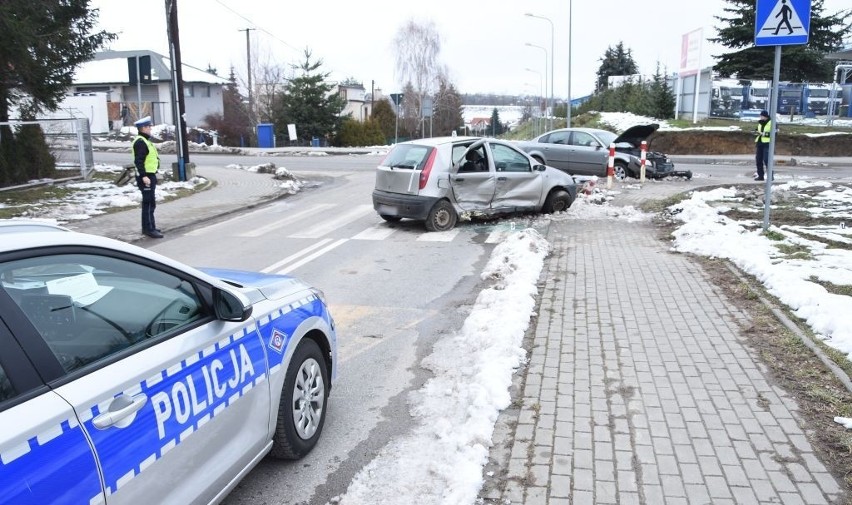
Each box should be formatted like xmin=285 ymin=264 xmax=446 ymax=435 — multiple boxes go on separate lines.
xmin=755 ymin=0 xmax=810 ymax=46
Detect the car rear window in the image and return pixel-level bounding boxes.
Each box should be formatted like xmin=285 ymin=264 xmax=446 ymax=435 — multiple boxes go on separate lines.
xmin=381 ymin=144 xmax=433 ymax=170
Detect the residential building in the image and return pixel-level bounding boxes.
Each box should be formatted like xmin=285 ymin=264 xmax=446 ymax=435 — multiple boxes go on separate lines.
xmin=71 ymin=49 xmax=228 ymax=131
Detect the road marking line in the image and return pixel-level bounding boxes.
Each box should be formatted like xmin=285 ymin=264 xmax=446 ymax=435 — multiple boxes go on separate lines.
xmin=416 ymin=229 xmax=460 ymax=242
xmin=261 ymin=239 xmax=333 ymax=273
xmin=289 ymin=205 xmax=374 ymax=239
xmin=352 ymin=225 xmax=398 ymax=240
xmin=239 ymin=203 xmax=337 ymax=237
xmin=184 ymin=205 xmax=273 ymax=236
xmin=276 ymin=239 xmax=348 ymax=274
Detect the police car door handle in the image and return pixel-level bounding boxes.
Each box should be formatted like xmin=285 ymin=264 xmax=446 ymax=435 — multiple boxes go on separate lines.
xmin=93 ymin=394 xmax=148 ymax=429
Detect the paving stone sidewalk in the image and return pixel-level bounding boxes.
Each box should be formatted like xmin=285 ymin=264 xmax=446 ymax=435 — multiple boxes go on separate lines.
xmin=480 ymin=181 xmax=847 ymax=504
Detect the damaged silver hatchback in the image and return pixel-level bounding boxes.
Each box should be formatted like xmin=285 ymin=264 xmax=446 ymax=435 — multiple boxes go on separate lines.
xmin=372 ymin=137 xmax=578 ymax=231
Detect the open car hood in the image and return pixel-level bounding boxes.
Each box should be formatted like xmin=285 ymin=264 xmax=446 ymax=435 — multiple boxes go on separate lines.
xmin=613 ymin=124 xmax=660 ymax=147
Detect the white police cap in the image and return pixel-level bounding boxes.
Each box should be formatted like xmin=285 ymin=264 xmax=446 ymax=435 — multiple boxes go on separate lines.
xmin=134 ymin=116 xmax=153 ymax=128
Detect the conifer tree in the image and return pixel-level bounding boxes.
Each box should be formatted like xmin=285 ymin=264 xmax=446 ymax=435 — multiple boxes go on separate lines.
xmin=595 ymin=42 xmax=639 ymax=91
xmin=273 ymin=50 xmax=346 ymax=144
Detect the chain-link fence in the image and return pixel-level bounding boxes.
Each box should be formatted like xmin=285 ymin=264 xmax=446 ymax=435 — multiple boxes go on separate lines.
xmin=0 ymin=118 xmax=94 ymax=181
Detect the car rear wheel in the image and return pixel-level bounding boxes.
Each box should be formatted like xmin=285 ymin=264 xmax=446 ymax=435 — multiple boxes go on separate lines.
xmin=380 ymin=214 xmax=402 ymax=222
xmin=614 ymin=161 xmax=630 ymax=180
xmin=271 ymin=338 xmax=329 ymax=459
xmin=543 ymin=189 xmax=573 ymax=214
xmin=532 ymin=155 xmax=545 ymax=165
xmin=425 ymin=200 xmax=457 ymax=232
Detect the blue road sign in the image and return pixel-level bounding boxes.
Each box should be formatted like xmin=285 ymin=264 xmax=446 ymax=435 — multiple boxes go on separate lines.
xmin=755 ymin=0 xmax=811 ymax=46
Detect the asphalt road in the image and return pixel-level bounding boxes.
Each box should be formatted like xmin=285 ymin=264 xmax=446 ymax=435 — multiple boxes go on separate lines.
xmin=85 ymin=149 xmax=852 ymax=504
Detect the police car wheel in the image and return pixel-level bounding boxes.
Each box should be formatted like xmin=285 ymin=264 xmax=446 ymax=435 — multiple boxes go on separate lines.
xmin=271 ymin=338 xmax=329 ymax=459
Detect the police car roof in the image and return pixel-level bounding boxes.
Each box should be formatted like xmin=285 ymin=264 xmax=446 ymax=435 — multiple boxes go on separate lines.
xmin=0 ymin=224 xmax=211 ymax=281
xmin=399 ymin=136 xmax=482 ymax=147
xmin=0 ymin=220 xmax=71 ymax=235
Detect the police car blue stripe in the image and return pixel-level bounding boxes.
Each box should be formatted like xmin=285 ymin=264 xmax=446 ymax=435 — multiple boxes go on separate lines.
xmin=36 ymin=424 xmax=63 ymax=446
xmin=145 ymin=371 xmax=164 ymax=387
xmin=202 ymin=344 xmax=216 ymax=358
xmin=117 ymin=469 xmax=134 ymax=489
xmin=139 ymin=453 xmax=156 ymax=472
xmin=3 ymin=295 xmax=331 ymax=504
xmin=0 ymin=440 xmax=30 ymax=465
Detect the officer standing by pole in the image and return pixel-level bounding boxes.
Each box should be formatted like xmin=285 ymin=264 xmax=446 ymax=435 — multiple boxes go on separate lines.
xmin=754 ymin=109 xmax=772 ymax=181
xmin=132 ymin=116 xmax=163 ymax=238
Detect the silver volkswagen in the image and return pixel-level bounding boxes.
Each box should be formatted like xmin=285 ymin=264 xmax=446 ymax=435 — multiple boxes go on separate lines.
xmin=0 ymin=222 xmax=337 ymax=505
xmin=372 ymin=137 xmax=577 ymax=231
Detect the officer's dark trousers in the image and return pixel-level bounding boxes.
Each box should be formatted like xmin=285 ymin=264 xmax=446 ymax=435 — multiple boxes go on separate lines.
xmin=138 ymin=173 xmax=158 ymax=232
xmin=755 ymin=142 xmax=769 ymax=179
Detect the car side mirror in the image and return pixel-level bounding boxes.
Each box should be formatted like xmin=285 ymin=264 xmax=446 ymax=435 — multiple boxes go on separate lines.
xmin=213 ymin=288 xmax=253 ymax=321
xmin=534 ymin=164 xmax=547 ymax=171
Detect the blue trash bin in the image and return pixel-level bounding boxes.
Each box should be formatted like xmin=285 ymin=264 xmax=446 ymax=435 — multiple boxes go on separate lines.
xmin=257 ymin=124 xmax=275 ymax=148
xmin=311 ymin=137 xmax=320 ymax=147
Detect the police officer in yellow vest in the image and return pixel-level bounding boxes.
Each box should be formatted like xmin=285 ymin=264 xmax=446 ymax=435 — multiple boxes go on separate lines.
xmin=132 ymin=116 xmax=163 ymax=238
xmin=754 ymin=110 xmax=772 ymax=182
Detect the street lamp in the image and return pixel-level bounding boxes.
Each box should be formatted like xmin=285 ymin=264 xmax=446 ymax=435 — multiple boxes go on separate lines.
xmin=525 ymin=42 xmax=548 ymax=131
xmin=525 ymin=68 xmax=543 ymax=136
xmin=525 ymin=13 xmax=554 ymax=130
xmin=568 ymin=1 xmax=572 ymax=127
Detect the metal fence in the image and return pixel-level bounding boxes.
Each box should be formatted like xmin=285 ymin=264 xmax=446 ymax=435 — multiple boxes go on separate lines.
xmin=0 ymin=118 xmax=94 ymax=180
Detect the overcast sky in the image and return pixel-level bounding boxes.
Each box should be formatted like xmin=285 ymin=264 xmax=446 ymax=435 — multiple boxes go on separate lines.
xmin=88 ymin=0 xmax=850 ymax=100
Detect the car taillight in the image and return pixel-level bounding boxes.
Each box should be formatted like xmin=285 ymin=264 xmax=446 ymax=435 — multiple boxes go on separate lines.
xmin=418 ymin=148 xmax=437 ymax=190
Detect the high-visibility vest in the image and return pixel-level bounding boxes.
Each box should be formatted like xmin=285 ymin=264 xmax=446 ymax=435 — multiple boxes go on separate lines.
xmin=755 ymin=120 xmax=772 ymax=144
xmin=132 ymin=135 xmax=160 ymax=173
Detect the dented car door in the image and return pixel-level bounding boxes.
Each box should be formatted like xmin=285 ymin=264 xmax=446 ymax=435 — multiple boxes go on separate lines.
xmin=449 ymin=143 xmax=496 ymax=211
xmin=487 ymin=142 xmax=543 ymax=211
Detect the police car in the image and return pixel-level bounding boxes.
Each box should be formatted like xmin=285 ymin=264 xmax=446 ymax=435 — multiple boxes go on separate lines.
xmin=0 ymin=222 xmax=338 ymax=504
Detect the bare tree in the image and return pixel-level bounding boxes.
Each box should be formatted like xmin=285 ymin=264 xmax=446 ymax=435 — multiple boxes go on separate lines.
xmin=399 ymin=81 xmax=419 ymax=138
xmin=235 ymin=37 xmax=293 ymax=125
xmin=393 ymin=19 xmax=443 ymax=136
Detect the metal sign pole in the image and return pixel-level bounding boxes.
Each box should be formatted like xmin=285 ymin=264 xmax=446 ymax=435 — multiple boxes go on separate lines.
xmin=763 ymin=46 xmax=781 ymax=231
xmin=135 ymin=57 xmax=143 ymax=122
xmin=754 ymin=0 xmax=811 ymax=231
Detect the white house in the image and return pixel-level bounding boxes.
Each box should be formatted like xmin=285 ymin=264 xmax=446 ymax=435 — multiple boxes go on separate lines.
xmin=71 ymin=49 xmax=229 ymax=131
xmin=337 ymin=82 xmax=369 ymax=121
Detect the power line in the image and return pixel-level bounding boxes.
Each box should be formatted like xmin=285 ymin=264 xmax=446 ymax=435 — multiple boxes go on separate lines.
xmin=212 ymin=0 xmax=300 ymax=53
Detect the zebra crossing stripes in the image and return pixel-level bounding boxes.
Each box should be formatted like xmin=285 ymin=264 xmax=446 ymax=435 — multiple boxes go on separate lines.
xmin=289 ymin=205 xmax=375 ymax=239
xmin=239 ymin=203 xmax=336 ymax=237
xmin=415 ymin=229 xmax=461 ymax=242
xmin=352 ymin=225 xmax=398 ymax=240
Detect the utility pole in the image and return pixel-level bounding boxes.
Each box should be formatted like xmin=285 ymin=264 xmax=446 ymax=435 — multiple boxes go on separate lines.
xmin=165 ymin=0 xmax=190 ymax=181
xmin=240 ymin=28 xmax=255 ymax=128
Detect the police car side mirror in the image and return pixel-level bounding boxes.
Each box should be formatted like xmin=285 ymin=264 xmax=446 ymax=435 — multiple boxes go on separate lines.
xmin=214 ymin=288 xmax=252 ymax=321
